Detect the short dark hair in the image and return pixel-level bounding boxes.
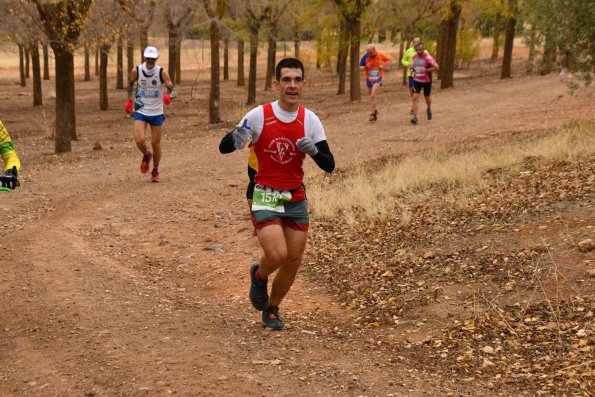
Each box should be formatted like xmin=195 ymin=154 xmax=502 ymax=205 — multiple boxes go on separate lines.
xmin=415 ymin=43 xmax=425 ymax=50
xmin=275 ymin=58 xmax=305 ymax=81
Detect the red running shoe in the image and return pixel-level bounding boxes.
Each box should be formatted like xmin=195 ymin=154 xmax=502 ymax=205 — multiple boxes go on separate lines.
xmin=151 ymin=169 xmax=160 ymax=182
xmin=140 ymin=151 xmax=152 ymax=173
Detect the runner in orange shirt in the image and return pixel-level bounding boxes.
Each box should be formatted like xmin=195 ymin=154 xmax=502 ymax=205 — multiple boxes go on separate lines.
xmin=360 ymin=44 xmax=390 ymax=122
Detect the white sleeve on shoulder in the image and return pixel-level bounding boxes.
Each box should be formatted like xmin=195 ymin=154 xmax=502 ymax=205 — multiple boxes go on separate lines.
xmin=304 ymin=109 xmax=326 ymax=144
xmin=239 ymin=106 xmax=264 ymax=143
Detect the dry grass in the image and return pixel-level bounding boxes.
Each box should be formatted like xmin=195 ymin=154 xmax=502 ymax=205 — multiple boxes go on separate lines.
xmin=308 ymin=118 xmax=595 ymax=222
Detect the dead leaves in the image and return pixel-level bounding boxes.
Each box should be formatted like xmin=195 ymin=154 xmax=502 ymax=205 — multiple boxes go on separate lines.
xmin=306 ymin=158 xmax=594 ymax=394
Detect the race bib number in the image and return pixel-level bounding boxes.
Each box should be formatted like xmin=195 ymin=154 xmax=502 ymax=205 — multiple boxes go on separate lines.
xmin=251 ymin=184 xmax=292 ymax=213
xmin=414 ymin=66 xmax=425 ymax=77
xmin=368 ymin=69 xmax=380 ymax=79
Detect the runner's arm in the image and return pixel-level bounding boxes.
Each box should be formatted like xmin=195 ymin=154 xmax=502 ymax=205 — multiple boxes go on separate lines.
xmin=401 ymin=50 xmax=411 ymax=67
xmin=162 ymin=70 xmax=176 ymax=99
xmin=426 ymin=55 xmax=439 ymax=73
xmin=219 ymin=131 xmax=236 ymax=153
xmin=311 ymin=140 xmax=334 ymax=173
xmin=381 ymin=53 xmax=390 ymax=70
xmin=359 ymin=53 xmax=368 ymax=70
xmin=127 ymin=68 xmax=138 ymax=99
xmin=0 ymin=121 xmax=20 ymax=173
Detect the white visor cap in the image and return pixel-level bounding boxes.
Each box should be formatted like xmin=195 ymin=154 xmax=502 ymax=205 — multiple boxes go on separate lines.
xmin=144 ymin=46 xmax=159 ymax=59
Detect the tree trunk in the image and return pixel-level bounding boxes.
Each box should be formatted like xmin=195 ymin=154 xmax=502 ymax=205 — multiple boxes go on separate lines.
xmin=348 ymin=19 xmax=361 ymax=102
xmin=247 ymin=30 xmax=258 ymax=106
xmin=539 ymin=35 xmax=555 ymax=75
xmin=25 ymin=46 xmax=30 ymax=79
xmin=43 ymin=43 xmax=50 ymax=80
xmin=223 ymin=37 xmax=229 ymax=81
xmin=31 ymin=42 xmax=42 ymax=106
xmin=436 ymin=19 xmax=448 ymax=80
xmin=84 ymin=45 xmax=91 ymax=81
xmin=94 ymin=46 xmax=99 ymax=76
xmin=440 ymin=1 xmax=462 ymax=89
xmin=527 ymin=27 xmax=537 ymax=62
xmin=400 ymin=29 xmax=407 ymax=85
xmin=491 ymin=13 xmax=502 ymax=61
xmin=53 ymin=47 xmax=76 ymax=152
xmin=70 ymin=54 xmax=76 ymax=140
xmin=237 ymin=39 xmax=245 ymax=87
xmin=265 ymin=29 xmax=277 ymax=90
xmin=500 ymin=0 xmax=517 ymax=79
xmin=175 ymin=35 xmax=182 ymax=84
xmin=208 ymin=19 xmax=221 ymax=123
xmin=294 ymin=30 xmax=300 ymax=59
xmin=140 ymin=28 xmax=148 ymax=60
xmin=398 ymin=29 xmax=405 ymax=68
xmin=116 ymin=39 xmax=124 ymax=89
xmin=168 ymin=29 xmax=178 ymax=85
xmin=99 ymin=43 xmax=110 ymax=110
xmin=18 ymin=44 xmax=26 ymax=87
xmin=336 ymin=20 xmax=348 ymax=95
xmin=127 ymin=39 xmax=135 ymax=76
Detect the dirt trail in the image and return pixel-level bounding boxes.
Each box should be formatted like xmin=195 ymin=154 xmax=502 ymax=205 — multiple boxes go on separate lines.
xmin=0 ymin=68 xmax=593 ymax=396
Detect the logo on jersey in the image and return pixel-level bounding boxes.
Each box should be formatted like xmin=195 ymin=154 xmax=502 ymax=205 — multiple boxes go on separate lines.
xmin=264 ymin=137 xmax=297 ymax=165
xmin=152 ymin=80 xmax=157 ymax=85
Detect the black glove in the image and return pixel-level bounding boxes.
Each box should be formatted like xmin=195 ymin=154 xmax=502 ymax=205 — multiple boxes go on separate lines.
xmin=0 ymin=166 xmax=19 ymax=190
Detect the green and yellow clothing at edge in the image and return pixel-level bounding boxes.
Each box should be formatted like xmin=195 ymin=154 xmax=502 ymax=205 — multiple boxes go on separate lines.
xmin=401 ymin=47 xmax=429 ymax=78
xmin=0 ymin=120 xmax=21 ymax=172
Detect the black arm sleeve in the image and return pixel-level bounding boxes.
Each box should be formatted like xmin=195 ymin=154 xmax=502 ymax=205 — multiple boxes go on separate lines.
xmin=311 ymin=140 xmax=335 ymax=173
xmin=219 ymin=131 xmax=236 ymax=154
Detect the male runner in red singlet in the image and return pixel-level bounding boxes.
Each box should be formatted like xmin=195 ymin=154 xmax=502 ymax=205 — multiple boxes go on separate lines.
xmin=219 ymin=58 xmax=335 ymax=331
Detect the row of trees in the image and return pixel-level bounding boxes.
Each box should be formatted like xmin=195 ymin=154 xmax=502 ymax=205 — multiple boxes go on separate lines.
xmin=0 ymin=0 xmax=592 ymax=154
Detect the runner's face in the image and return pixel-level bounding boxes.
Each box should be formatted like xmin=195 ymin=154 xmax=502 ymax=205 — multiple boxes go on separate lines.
xmin=145 ymin=57 xmax=156 ymax=69
xmin=416 ymin=47 xmax=425 ymax=56
xmin=274 ymin=67 xmax=304 ymax=111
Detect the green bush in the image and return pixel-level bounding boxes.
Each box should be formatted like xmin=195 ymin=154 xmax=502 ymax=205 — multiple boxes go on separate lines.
xmin=456 ymin=28 xmax=480 ymax=69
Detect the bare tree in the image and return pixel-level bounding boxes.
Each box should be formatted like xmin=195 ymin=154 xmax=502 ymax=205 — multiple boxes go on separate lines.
xmin=31 ymin=0 xmax=93 ymax=152
xmin=1 ymin=2 xmax=46 ymax=98
xmin=440 ymin=0 xmax=462 ymax=89
xmin=42 ymin=43 xmax=50 ymax=80
xmin=132 ymin=0 xmax=157 ymax=60
xmin=334 ymin=0 xmax=370 ymax=102
xmin=491 ymin=12 xmax=502 ymax=61
xmin=85 ymin=0 xmax=130 ymax=110
xmin=84 ymin=44 xmax=91 ymax=81
xmin=31 ymin=41 xmax=42 ymax=106
xmin=18 ymin=44 xmax=26 ymax=87
xmin=204 ymin=0 xmax=228 ymax=123
xmin=126 ymin=39 xmax=135 ymax=76
xmin=245 ymin=1 xmax=270 ymax=105
xmin=226 ymin=0 xmax=248 ymax=86
xmin=116 ymin=38 xmax=124 ymax=89
xmin=165 ymin=1 xmax=194 ymax=84
xmin=500 ymin=0 xmax=517 ymax=79
xmin=24 ymin=46 xmax=30 ymax=79
xmin=264 ymin=0 xmax=293 ymax=91
xmin=223 ymin=35 xmax=230 ymax=81
xmin=336 ymin=19 xmax=349 ymax=94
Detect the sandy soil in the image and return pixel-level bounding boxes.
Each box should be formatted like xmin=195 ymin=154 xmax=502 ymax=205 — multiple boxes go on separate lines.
xmin=0 ymin=44 xmax=593 ymax=396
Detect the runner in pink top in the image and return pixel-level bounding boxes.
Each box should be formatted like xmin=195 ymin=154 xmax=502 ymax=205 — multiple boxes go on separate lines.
xmin=410 ymin=43 xmax=439 ymax=124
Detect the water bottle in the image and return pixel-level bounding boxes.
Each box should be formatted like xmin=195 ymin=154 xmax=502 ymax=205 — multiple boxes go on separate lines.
xmin=233 ymin=120 xmax=251 ymax=150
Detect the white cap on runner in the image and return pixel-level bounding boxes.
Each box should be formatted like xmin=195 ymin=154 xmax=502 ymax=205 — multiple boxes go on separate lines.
xmin=144 ymin=46 xmax=159 ymax=59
